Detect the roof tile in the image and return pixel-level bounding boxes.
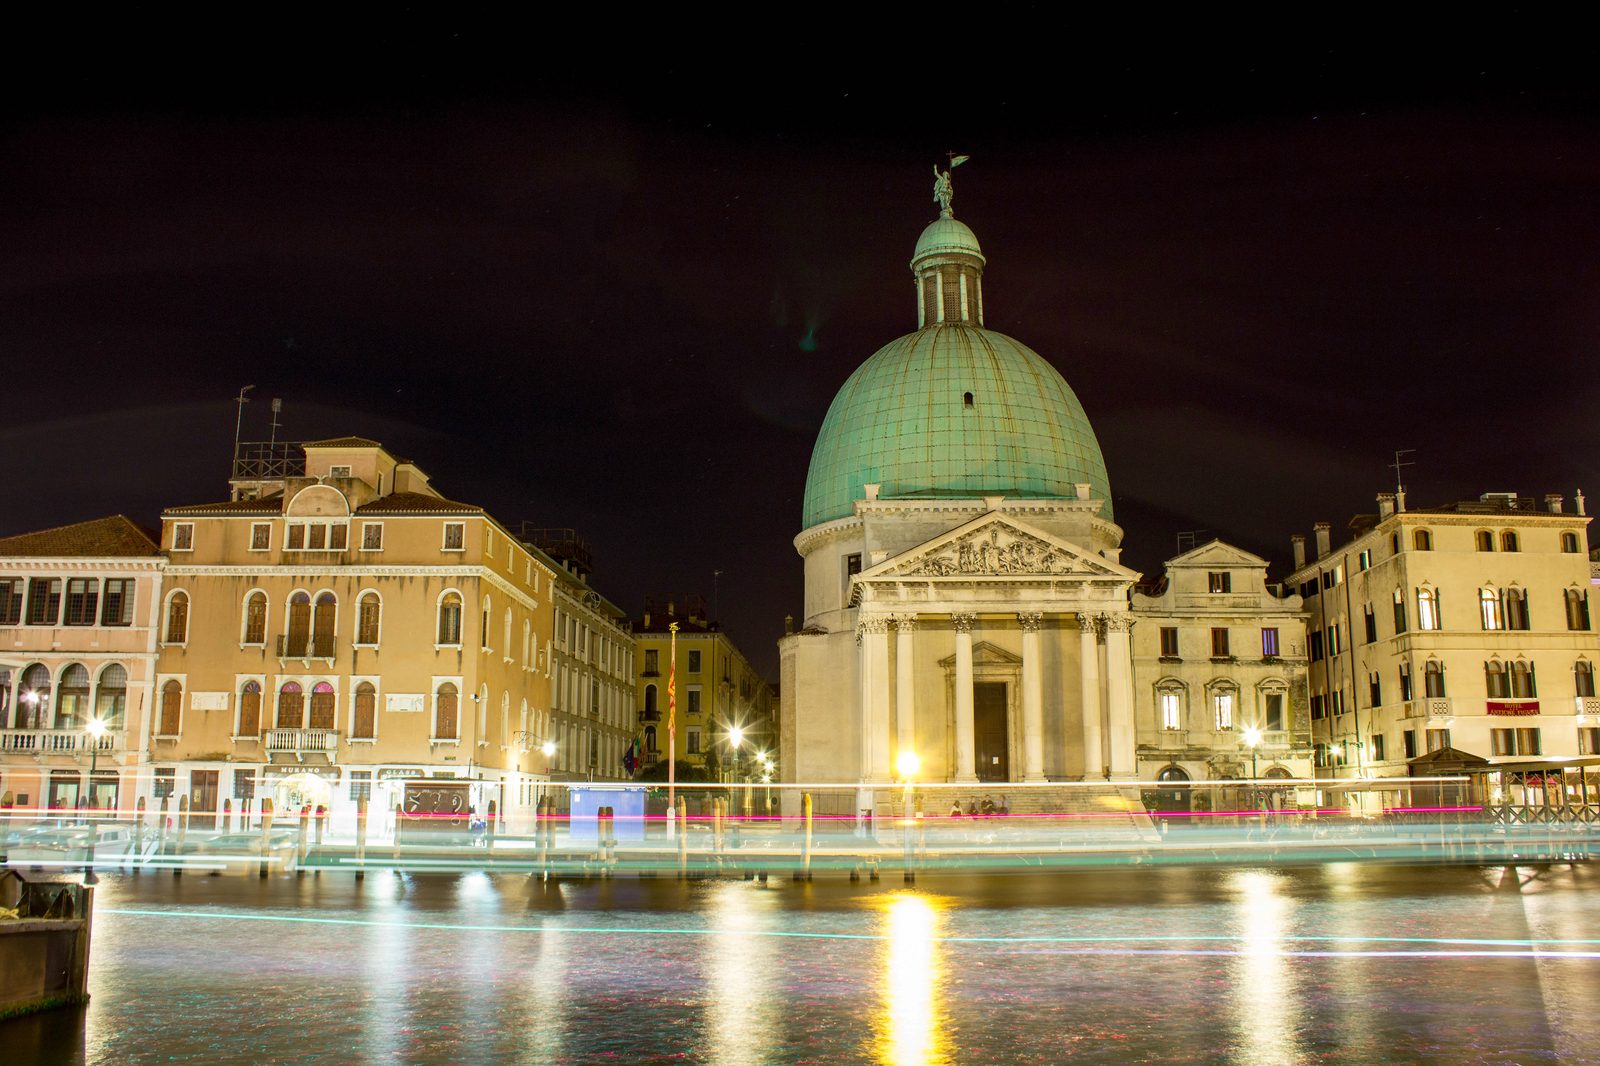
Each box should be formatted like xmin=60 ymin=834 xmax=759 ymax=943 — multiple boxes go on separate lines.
xmin=0 ymin=516 xmax=161 ymax=558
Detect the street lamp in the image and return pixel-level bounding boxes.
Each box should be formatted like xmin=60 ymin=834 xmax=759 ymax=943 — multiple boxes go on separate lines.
xmin=83 ymin=717 xmax=107 ymax=884
xmin=1242 ymin=726 xmax=1263 ymax=816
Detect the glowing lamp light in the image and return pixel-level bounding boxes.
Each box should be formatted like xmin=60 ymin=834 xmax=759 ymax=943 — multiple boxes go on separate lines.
xmin=896 ymin=751 xmax=921 ymax=779
xmin=541 ymin=741 xmax=556 ymax=757
xmin=85 ymin=718 xmax=107 ymax=739
xmin=1242 ymin=726 xmax=1262 ymax=748
xmin=729 ymin=727 xmax=744 ymax=748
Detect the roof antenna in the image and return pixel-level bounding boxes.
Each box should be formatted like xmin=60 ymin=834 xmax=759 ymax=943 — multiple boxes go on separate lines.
xmin=269 ymin=398 xmax=283 ymax=447
xmin=233 ymin=385 xmax=256 ymax=459
xmin=1390 ymin=449 xmax=1416 ymax=495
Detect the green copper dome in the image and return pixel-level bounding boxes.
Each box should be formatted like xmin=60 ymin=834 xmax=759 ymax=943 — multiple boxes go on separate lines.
xmin=802 ymin=323 xmax=1113 ymax=528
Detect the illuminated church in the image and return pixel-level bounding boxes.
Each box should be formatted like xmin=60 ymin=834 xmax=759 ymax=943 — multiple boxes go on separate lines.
xmin=777 ymin=165 xmax=1312 ymax=789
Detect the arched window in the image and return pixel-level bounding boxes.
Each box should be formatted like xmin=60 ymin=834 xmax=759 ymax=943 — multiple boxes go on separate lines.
xmin=1209 ymin=684 xmax=1236 ymax=730
xmin=1413 ymin=529 xmax=1433 ymax=551
xmin=166 ymin=591 xmax=189 ymax=643
xmin=1485 ymin=661 xmax=1509 ymax=698
xmin=1566 ymin=589 xmax=1591 ymax=631
xmin=55 ymin=664 xmax=89 ymax=730
xmin=1511 ymin=661 xmax=1536 ymax=699
xmin=644 ymin=684 xmax=658 ymax=720
xmin=1563 ymin=532 xmax=1582 ymax=554
xmin=94 ymin=664 xmax=127 ymax=729
xmin=312 ymin=593 xmax=337 ymax=657
xmin=644 ymin=724 xmax=657 ymax=752
xmin=309 ymin=682 xmax=336 ymax=729
xmin=1480 ymin=588 xmax=1503 ymax=630
xmin=239 ymin=680 xmax=262 ymax=735
xmin=160 ymin=679 xmax=183 ymax=735
xmin=353 ymin=682 xmax=376 ymax=739
xmin=1501 ymin=531 xmax=1520 ymax=552
xmin=501 ymin=691 xmax=511 ymax=747
xmin=1576 ymin=662 xmax=1595 ymax=699
xmin=1424 ymin=661 xmax=1446 ymax=698
xmin=1476 ymin=530 xmax=1494 ymax=552
xmin=436 ymin=683 xmax=459 ymax=739
xmin=523 ymin=620 xmax=532 ymax=667
xmin=243 ymin=591 xmax=268 ymax=645
xmin=504 ymin=608 xmax=513 ymax=658
xmin=0 ymin=669 xmax=10 ymax=730
xmin=286 ymin=591 xmax=312 ymax=656
xmin=1417 ymin=588 xmax=1440 ymax=631
xmin=1390 ymin=533 xmax=1401 ymax=555
xmin=1157 ymin=765 xmax=1190 ymax=782
xmin=482 ymin=595 xmax=491 ymax=650
xmin=1506 ymin=588 xmax=1529 ymax=631
xmin=277 ymin=682 xmax=304 ymax=729
xmin=356 ymin=593 xmax=381 ymax=645
xmin=438 ymin=593 xmax=463 ymax=645
xmin=17 ymin=664 xmax=50 ymax=729
xmin=478 ymin=684 xmax=489 ymax=736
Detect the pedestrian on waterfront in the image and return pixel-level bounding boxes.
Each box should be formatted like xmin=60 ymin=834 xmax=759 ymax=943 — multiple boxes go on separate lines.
xmin=967 ymin=800 xmax=978 ymax=816
xmin=949 ymin=801 xmax=962 ymax=818
xmin=980 ymin=795 xmax=995 ymax=817
xmin=997 ymin=793 xmax=1009 ymax=816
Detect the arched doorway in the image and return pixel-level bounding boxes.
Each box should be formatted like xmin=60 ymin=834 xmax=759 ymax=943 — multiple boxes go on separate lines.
xmin=1143 ymin=765 xmax=1192 ymax=820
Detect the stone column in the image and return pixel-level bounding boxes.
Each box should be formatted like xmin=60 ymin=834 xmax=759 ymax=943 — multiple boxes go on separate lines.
xmin=1019 ymin=613 xmax=1045 ymax=781
xmin=895 ymin=615 xmax=916 ymax=770
xmin=858 ymin=617 xmax=893 ymax=783
xmin=952 ymin=613 xmax=977 ymax=783
xmin=1077 ymin=612 xmax=1104 ymax=780
xmin=1104 ymin=613 xmax=1137 ymax=780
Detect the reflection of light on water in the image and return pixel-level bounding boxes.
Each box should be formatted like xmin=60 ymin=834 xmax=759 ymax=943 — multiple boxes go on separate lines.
xmin=878 ymin=894 xmax=949 ymax=1066
xmin=528 ymin=903 xmax=569 ymax=1066
xmin=1228 ymin=870 xmax=1303 ymax=1066
xmin=706 ymin=883 xmax=777 ymax=1066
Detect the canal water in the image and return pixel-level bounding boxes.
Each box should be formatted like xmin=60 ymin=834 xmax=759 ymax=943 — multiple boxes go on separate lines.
xmin=8 ymin=861 xmax=1600 ymax=1064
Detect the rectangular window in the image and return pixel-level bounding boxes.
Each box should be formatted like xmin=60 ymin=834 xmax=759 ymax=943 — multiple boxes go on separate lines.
xmin=1369 ymin=674 xmax=1382 ymax=708
xmin=1310 ymin=694 xmax=1324 ymax=720
xmin=308 ymin=524 xmax=327 ymax=550
xmin=1159 ymin=627 xmax=1179 ymax=657
xmin=26 ymin=578 xmax=61 ymax=626
xmin=362 ymin=523 xmax=383 ymax=550
xmin=1364 ymin=606 xmax=1377 ymax=644
xmin=1371 ymin=734 xmax=1386 ymax=762
xmin=1261 ymin=628 xmax=1279 ymax=657
xmin=330 ymin=524 xmax=348 ymax=551
xmin=1328 ymin=623 xmax=1342 ymax=656
xmin=1357 ymin=549 xmax=1372 ymax=572
xmin=250 ymin=523 xmax=271 ymax=550
xmin=0 ymin=578 xmax=22 ymax=625
xmin=153 ymin=768 xmax=176 ymax=799
xmin=845 ymin=553 xmax=862 ymax=578
xmin=64 ymin=579 xmax=99 ymax=626
xmin=1393 ymin=590 xmax=1408 ymax=633
xmin=687 ymin=730 xmax=701 ymax=754
xmin=349 ymin=770 xmax=372 ymax=801
xmin=101 ymin=579 xmax=135 ymax=626
xmin=1582 ymin=728 xmax=1600 ymax=756
xmin=443 ymin=522 xmax=465 ymax=550
xmin=687 ymin=687 xmax=702 ymax=716
xmin=172 ymin=523 xmax=194 ymax=551
xmin=1265 ymin=692 xmax=1284 ymax=731
xmin=1399 ymin=666 xmax=1413 ymax=702
xmin=232 ymin=769 xmax=255 ymax=800
xmin=1213 ymin=692 xmax=1233 ymax=730
xmin=1491 ymin=728 xmax=1513 ymax=756
xmin=688 ymin=650 xmax=702 ymax=673
xmin=1210 ymin=628 xmax=1230 ymax=658
xmin=1161 ymin=692 xmax=1181 ymax=730
xmin=1426 ymin=728 xmax=1450 ymax=753
xmin=1403 ymin=729 xmax=1417 ymax=759
xmin=286 ymin=524 xmax=306 ymax=550
xmin=644 ymin=649 xmax=659 ymax=674
xmin=1208 ymin=572 xmax=1231 ymax=594
xmin=1309 ymin=630 xmax=1324 ymax=662
xmin=329 ymin=465 xmax=352 ymax=479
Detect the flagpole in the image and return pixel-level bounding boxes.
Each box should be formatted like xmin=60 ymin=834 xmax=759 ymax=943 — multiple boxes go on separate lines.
xmin=667 ymin=621 xmax=678 ymax=839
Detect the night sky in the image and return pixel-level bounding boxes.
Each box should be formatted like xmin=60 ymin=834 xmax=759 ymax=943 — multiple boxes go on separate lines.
xmin=5 ymin=23 xmax=1600 ymax=677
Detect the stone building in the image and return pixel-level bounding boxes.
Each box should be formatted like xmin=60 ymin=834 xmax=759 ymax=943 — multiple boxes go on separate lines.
xmin=149 ymin=437 xmax=559 ymax=830
xmin=1131 ymin=540 xmax=1312 ymax=783
xmin=1288 ymin=491 xmax=1596 ymax=776
xmin=632 ymin=595 xmax=776 ymax=779
xmin=534 ymin=529 xmax=639 ymax=781
xmin=0 ymin=517 xmax=164 ymax=815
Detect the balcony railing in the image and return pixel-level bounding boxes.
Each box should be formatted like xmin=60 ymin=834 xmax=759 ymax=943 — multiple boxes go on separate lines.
xmin=264 ymin=729 xmax=337 ymax=756
xmin=277 ymin=634 xmax=336 ymax=659
xmin=0 ymin=729 xmax=123 ymax=754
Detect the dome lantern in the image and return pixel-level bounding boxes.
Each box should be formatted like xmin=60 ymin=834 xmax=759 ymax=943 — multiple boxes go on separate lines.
xmin=913 ymin=160 xmax=985 ymax=328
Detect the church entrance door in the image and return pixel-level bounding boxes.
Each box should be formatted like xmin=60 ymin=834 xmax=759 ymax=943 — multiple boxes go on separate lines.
xmin=974 ymin=682 xmax=1009 ymax=781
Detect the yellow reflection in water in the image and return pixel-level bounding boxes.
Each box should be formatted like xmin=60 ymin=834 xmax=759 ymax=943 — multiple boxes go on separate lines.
xmin=876 ymin=893 xmax=950 ymax=1066
xmin=705 ymin=883 xmax=778 ymax=1066
xmin=1227 ymin=870 xmax=1304 ymax=1066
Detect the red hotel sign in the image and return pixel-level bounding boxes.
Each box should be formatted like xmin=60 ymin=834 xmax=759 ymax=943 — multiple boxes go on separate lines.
xmin=1487 ymin=701 xmax=1540 ymax=716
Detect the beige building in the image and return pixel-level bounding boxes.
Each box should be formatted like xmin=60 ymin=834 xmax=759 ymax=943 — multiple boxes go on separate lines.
xmin=151 ymin=437 xmax=559 ymax=829
xmin=534 ymin=529 xmax=639 ymax=781
xmin=632 ymin=596 xmax=776 ymax=779
xmin=1131 ymin=540 xmax=1312 ymax=784
xmin=0 ymin=517 xmax=164 ymax=815
xmin=1288 ymin=491 xmax=1596 ymax=777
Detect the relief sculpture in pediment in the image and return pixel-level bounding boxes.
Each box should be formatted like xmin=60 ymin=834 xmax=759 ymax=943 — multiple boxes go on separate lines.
xmin=907 ymin=528 xmax=1079 ymax=576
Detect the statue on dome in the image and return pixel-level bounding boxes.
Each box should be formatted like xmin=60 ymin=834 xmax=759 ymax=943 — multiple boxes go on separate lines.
xmin=932 ymin=154 xmax=969 ymax=219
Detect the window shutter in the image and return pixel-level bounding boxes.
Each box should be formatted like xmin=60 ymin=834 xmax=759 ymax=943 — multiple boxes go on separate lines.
xmin=1484 ymin=661 xmax=1491 ymax=695
xmin=1530 ymin=661 xmax=1538 ymax=698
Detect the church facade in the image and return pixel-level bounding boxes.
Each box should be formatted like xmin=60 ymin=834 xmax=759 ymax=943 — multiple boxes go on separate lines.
xmin=778 ymin=170 xmax=1310 ymax=788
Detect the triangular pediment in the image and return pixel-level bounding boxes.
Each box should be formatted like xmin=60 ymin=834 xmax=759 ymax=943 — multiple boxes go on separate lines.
xmin=859 ymin=511 xmax=1140 ymax=582
xmin=1167 ymin=538 xmax=1268 ymax=569
xmin=937 ymin=640 xmax=1022 ymax=668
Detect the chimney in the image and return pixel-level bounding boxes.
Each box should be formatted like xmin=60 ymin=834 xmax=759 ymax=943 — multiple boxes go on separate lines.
xmin=1377 ymin=493 xmax=1395 ymax=519
xmin=1395 ymin=490 xmax=1406 ymax=512
xmin=1546 ymin=494 xmax=1564 ymax=514
xmin=1578 ymin=490 xmax=1587 ymax=517
xmin=784 ymin=614 xmax=794 ymax=635
xmin=1314 ymin=522 xmax=1331 ymax=560
xmin=1291 ymin=535 xmax=1306 ymax=571
xmin=643 ymin=611 xmax=651 ymax=629
xmin=668 ymin=600 xmax=675 ymax=618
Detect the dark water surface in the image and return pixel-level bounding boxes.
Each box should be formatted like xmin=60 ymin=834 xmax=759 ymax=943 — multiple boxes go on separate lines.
xmin=8 ymin=862 xmax=1600 ymax=1064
